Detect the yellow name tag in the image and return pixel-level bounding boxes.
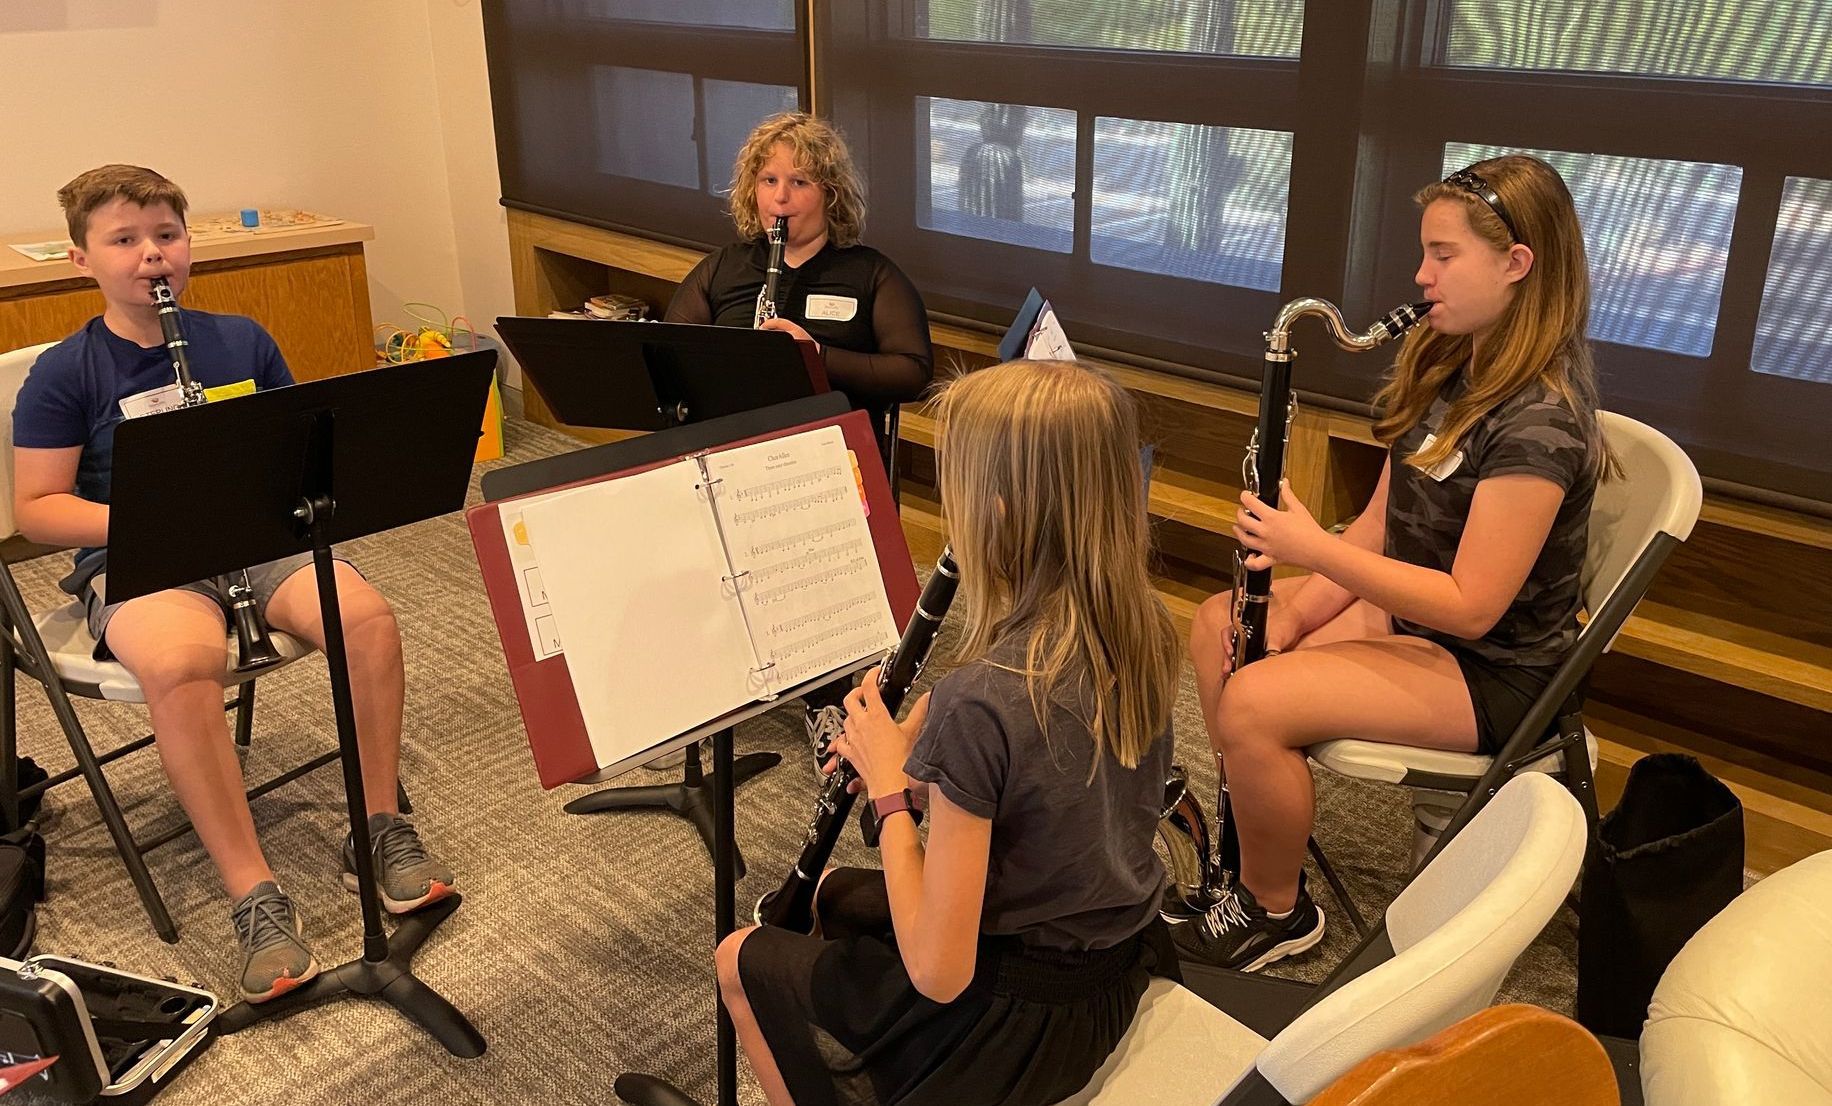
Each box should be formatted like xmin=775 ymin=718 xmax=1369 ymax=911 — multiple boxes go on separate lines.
xmin=202 ymin=378 xmax=257 ymax=403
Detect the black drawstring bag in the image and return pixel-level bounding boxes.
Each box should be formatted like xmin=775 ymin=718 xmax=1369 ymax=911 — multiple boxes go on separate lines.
xmin=1576 ymin=753 xmax=1743 ymax=1038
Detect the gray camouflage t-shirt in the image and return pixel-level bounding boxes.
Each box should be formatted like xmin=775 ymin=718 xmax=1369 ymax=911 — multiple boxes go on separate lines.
xmin=903 ymin=640 xmax=1174 ymax=952
xmin=1385 ymin=371 xmax=1596 ymax=666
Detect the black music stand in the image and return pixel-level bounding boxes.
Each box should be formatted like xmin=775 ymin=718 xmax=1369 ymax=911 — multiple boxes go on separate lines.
xmin=106 ymin=351 xmax=498 ymax=1056
xmin=480 ymin=393 xmax=869 ymax=1106
xmin=496 ymin=331 xmax=841 ymax=879
xmin=493 ymin=316 xmax=827 ymax=430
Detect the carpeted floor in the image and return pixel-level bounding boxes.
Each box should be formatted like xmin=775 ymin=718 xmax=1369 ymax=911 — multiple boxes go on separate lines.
xmin=6 ymin=415 xmax=1578 ymax=1105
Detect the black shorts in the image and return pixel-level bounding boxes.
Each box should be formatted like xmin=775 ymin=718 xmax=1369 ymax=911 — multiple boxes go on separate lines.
xmin=737 ymin=868 xmax=1178 ymax=1106
xmin=1449 ymin=648 xmax=1559 ymax=756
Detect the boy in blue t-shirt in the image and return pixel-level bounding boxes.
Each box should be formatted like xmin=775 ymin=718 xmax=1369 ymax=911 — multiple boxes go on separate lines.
xmin=11 ymin=165 xmax=456 ymax=1003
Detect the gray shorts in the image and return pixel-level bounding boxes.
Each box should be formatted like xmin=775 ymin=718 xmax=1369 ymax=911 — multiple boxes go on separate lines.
xmin=80 ymin=552 xmax=350 ymax=661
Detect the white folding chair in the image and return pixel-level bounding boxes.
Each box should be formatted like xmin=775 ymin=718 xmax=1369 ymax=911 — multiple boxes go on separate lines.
xmin=1062 ymin=773 xmax=1588 ymax=1106
xmin=0 ymin=341 xmax=323 ymax=942
xmin=1303 ymin=412 xmax=1704 ymax=934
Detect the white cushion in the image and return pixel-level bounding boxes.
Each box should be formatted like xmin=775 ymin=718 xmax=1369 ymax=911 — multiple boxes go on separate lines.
xmin=32 ymin=600 xmax=312 ymax=702
xmin=1053 ymin=978 xmax=1266 ymax=1106
xmin=1642 ymin=850 xmax=1832 ymax=1106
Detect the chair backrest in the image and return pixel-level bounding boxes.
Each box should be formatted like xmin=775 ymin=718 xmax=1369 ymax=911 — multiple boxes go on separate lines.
xmin=1580 ymin=412 xmax=1702 ymax=648
xmin=1307 ymin=1004 xmax=1619 ymax=1106
xmin=0 ymin=343 xmax=59 ymax=541
xmin=1250 ymin=774 xmax=1587 ymax=1103
xmin=1641 ymin=849 xmax=1832 ymax=1106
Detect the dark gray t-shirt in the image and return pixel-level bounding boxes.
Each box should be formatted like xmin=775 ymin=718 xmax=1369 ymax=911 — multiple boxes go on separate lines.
xmin=1385 ymin=371 xmax=1596 ymax=666
xmin=903 ymin=644 xmax=1174 ymax=952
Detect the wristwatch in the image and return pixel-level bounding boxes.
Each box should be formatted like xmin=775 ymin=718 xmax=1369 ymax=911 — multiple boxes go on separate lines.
xmin=871 ymin=788 xmax=923 ymax=828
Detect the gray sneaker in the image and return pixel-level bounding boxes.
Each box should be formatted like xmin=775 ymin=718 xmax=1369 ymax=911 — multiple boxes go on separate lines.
xmin=231 ymin=881 xmax=319 ymax=1003
xmin=342 ymin=813 xmax=456 ymax=914
xmin=805 ymin=704 xmax=846 ymax=761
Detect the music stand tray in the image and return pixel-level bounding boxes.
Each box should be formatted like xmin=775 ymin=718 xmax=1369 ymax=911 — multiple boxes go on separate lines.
xmin=493 ymin=316 xmax=825 ymax=430
xmin=107 ymin=350 xmax=498 ymax=1057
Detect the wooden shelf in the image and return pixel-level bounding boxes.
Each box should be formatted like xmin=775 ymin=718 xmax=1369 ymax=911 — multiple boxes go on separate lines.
xmin=1611 ymin=601 xmax=1832 ymax=714
xmin=899 ymin=409 xmax=1241 ymax=538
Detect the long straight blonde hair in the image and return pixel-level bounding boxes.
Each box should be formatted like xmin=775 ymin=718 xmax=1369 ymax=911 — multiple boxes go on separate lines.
xmin=933 ymin=360 xmax=1179 ymax=769
xmin=1374 ymin=154 xmax=1616 ymax=480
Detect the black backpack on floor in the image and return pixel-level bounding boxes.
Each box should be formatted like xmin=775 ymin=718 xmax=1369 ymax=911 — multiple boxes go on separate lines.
xmin=0 ymin=824 xmax=47 ymax=959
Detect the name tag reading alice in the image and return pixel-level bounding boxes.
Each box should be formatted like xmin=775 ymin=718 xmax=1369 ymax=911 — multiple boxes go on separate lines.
xmin=804 ymin=294 xmax=858 ymax=322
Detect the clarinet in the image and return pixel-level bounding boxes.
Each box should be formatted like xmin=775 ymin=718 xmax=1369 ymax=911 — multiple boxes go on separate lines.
xmin=753 ymin=216 xmax=789 ymax=329
xmin=756 ymin=548 xmax=959 ymax=933
xmin=1158 ymin=298 xmax=1432 ymax=910
xmin=149 ymin=277 xmax=285 ymax=673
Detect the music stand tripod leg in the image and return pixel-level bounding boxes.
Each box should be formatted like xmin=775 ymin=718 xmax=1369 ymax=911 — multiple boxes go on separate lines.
xmin=216 ymin=494 xmax=482 ymax=1056
xmin=562 ymin=742 xmax=779 ymax=880
xmin=613 ymin=726 xmax=741 ymax=1106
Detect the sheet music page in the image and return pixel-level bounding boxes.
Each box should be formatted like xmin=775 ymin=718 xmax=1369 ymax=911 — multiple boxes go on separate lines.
xmin=1025 ymin=301 xmax=1077 ymax=360
xmin=518 ymin=460 xmax=760 ymax=769
xmin=707 ymin=425 xmax=901 ymax=693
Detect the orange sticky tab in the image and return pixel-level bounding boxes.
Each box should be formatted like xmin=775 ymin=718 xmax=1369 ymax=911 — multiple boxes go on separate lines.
xmin=849 ymin=450 xmax=868 ymax=517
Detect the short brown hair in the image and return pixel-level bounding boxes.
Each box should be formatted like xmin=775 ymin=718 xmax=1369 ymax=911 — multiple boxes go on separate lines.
xmin=58 ymin=164 xmax=188 ymax=248
xmin=728 ymin=113 xmax=866 ymax=247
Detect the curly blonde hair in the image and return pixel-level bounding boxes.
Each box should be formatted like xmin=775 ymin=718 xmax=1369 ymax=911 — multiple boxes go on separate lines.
xmin=728 ymin=113 xmax=866 ymax=247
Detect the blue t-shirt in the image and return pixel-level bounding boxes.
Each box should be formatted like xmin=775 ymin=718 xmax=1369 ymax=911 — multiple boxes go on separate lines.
xmin=13 ymin=309 xmax=293 ymax=583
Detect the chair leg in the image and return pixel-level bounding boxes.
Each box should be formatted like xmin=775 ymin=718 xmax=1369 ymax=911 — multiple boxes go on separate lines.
xmin=1 ymin=637 xmax=18 ymax=832
xmin=0 ymin=571 xmax=178 ymax=942
xmin=45 ymin=682 xmax=177 ymax=942
xmin=397 ymin=781 xmax=413 ymax=816
xmin=232 ymin=679 xmax=256 ymax=748
xmin=1307 ymin=835 xmax=1370 ymax=939
xmin=1557 ymin=711 xmax=1601 ymax=834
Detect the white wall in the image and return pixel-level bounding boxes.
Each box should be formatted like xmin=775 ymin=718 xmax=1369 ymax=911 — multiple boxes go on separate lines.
xmin=0 ymin=0 xmax=520 ymax=387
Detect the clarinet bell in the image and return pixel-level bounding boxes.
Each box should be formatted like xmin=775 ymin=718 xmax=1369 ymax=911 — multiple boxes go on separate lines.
xmin=231 ymin=599 xmax=284 ymax=672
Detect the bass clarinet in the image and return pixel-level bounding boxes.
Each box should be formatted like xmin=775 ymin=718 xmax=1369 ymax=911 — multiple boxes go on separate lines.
xmin=756 ymin=547 xmax=959 ymax=933
xmin=1157 ymin=297 xmax=1432 ymax=915
xmin=149 ymin=277 xmax=285 ymax=672
xmin=753 ymin=215 xmax=789 ymax=329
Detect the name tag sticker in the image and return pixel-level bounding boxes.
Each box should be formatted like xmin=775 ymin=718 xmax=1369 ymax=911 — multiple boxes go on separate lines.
xmin=1418 ymin=433 xmax=1464 ymax=482
xmin=804 ymin=294 xmax=858 ymax=322
xmin=118 ymin=383 xmax=185 ymax=420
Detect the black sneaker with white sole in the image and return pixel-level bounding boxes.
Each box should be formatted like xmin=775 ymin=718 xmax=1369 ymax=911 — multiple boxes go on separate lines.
xmin=1170 ymin=872 xmax=1325 ymax=972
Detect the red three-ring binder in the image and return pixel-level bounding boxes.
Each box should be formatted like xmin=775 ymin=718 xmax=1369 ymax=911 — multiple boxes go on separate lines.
xmin=467 ymin=407 xmax=918 ymax=790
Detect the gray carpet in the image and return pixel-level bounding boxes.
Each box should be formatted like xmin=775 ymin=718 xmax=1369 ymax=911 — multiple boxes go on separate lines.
xmin=6 ymin=415 xmax=1577 ymax=1105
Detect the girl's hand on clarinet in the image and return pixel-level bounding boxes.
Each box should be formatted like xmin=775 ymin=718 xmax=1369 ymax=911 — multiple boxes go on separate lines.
xmin=1235 ymin=481 xmax=1327 ymax=572
xmin=835 ymin=672 xmax=931 ymax=801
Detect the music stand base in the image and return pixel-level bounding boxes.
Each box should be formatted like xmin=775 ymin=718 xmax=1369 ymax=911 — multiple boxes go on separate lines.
xmin=216 ymin=893 xmax=483 ymax=1058
xmin=563 ymin=750 xmax=780 ymax=879
xmin=614 ymin=1073 xmax=705 ymax=1106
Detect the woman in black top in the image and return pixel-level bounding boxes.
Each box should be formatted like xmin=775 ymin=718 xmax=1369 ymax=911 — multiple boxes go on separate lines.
xmin=714 ymin=361 xmax=1184 ymax=1106
xmin=666 ymin=111 xmax=934 ymax=450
